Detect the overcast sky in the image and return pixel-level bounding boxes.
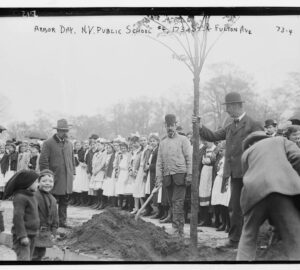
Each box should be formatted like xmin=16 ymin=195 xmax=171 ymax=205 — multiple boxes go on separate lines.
xmin=0 ymin=14 xmax=299 ymax=124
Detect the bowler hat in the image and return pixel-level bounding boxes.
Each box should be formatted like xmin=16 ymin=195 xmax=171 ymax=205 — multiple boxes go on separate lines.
xmin=289 ymin=113 xmax=300 ymax=125
xmin=89 ymin=134 xmax=99 ymax=140
xmin=264 ymin=119 xmax=277 ymax=128
xmin=0 ymin=125 xmax=6 ymax=133
xmin=222 ymin=92 xmax=245 ymax=105
xmin=242 ymin=131 xmax=270 ymax=151
xmin=4 ymin=170 xmax=39 ymax=199
xmin=53 ymin=119 xmax=72 ymax=131
xmin=165 ymin=114 xmax=177 ymax=126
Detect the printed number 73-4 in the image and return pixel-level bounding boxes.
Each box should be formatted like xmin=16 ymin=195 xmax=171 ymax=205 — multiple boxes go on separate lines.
xmin=276 ymin=26 xmax=293 ymax=35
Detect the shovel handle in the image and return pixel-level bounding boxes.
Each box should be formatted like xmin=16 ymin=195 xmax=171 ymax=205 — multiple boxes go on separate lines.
xmin=135 ymin=184 xmax=161 ymax=221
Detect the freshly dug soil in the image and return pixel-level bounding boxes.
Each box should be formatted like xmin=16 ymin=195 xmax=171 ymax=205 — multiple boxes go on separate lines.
xmin=63 ymin=208 xmax=189 ymax=261
xmin=59 ymin=208 xmax=287 ymax=261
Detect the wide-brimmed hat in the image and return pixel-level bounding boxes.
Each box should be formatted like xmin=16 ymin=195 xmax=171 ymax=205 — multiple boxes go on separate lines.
xmin=4 ymin=170 xmax=40 ymax=199
xmin=242 ymin=131 xmax=270 ymax=151
xmin=222 ymin=92 xmax=245 ymax=105
xmin=53 ymin=119 xmax=72 ymax=131
xmin=264 ymin=119 xmax=277 ymax=128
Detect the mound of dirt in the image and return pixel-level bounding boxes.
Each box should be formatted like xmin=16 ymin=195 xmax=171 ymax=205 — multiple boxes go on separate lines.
xmin=63 ymin=208 xmax=189 ymax=261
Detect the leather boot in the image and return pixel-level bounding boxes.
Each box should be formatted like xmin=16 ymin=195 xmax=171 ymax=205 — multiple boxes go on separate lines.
xmin=150 ymin=204 xmax=163 ymax=219
xmin=112 ymin=197 xmax=118 ymax=207
xmin=98 ymin=196 xmax=108 ymax=210
xmin=68 ymin=194 xmax=75 ymax=205
xmin=90 ymin=196 xmax=99 ymax=209
xmin=159 ymin=208 xmax=172 ymax=223
xmin=118 ymin=195 xmax=124 ymax=209
xmin=216 ymin=224 xmax=226 ymax=231
xmin=93 ymin=190 xmax=103 ymax=209
xmin=86 ymin=195 xmax=93 ymax=206
xmin=159 ymin=206 xmax=168 ymax=221
xmin=73 ymin=193 xmax=81 ymax=206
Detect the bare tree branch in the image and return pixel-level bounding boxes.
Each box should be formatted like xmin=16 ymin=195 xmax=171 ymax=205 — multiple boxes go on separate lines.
xmin=179 ymin=16 xmax=194 ymax=68
xmin=146 ymin=35 xmax=194 ymax=73
xmin=149 ymin=17 xmax=195 ymax=70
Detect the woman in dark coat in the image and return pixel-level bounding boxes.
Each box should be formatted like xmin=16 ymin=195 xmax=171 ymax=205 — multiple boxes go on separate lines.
xmin=32 ymin=170 xmax=58 ymax=261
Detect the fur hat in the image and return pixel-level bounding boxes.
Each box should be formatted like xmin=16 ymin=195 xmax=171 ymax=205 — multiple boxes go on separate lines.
xmin=4 ymin=170 xmax=39 ymax=198
xmin=165 ymin=114 xmax=177 ymax=126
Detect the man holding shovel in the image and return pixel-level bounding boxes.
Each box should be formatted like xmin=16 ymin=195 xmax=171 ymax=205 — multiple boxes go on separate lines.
xmin=155 ymin=114 xmax=192 ymax=237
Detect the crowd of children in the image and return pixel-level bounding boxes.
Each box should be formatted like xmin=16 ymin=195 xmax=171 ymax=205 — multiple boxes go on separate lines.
xmin=68 ymin=131 xmax=231 ymax=233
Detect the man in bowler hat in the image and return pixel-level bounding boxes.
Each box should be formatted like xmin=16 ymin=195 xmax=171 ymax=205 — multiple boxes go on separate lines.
xmin=156 ymin=114 xmax=192 ymax=237
xmin=39 ymin=119 xmax=75 ymax=228
xmin=264 ymin=119 xmax=278 ymax=136
xmin=192 ymin=92 xmax=263 ymax=247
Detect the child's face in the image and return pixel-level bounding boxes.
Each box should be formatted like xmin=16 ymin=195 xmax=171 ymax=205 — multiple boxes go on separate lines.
xmin=120 ymin=145 xmax=128 ymax=153
xmin=8 ymin=145 xmax=14 ymax=153
xmin=31 ymin=147 xmax=38 ymax=156
xmin=132 ymin=140 xmax=140 ymax=150
xmin=140 ymin=137 xmax=148 ymax=147
xmin=149 ymin=138 xmax=158 ymax=148
xmin=106 ymin=145 xmax=114 ymax=154
xmin=0 ymin=145 xmax=4 ymax=153
xmin=113 ymin=143 xmax=120 ymax=152
xmin=39 ymin=175 xmax=54 ymax=193
xmin=28 ymin=179 xmax=39 ymax=192
xmin=74 ymin=142 xmax=81 ymax=151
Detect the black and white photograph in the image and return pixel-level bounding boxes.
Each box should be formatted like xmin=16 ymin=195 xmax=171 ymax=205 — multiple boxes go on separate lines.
xmin=0 ymin=1 xmax=300 ymax=263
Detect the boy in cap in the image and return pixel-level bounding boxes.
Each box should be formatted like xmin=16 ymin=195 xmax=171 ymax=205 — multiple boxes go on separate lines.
xmin=32 ymin=170 xmax=58 ymax=261
xmin=4 ymin=170 xmax=40 ymax=261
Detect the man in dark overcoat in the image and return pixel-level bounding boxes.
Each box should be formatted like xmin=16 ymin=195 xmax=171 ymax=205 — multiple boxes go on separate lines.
xmin=39 ymin=119 xmax=75 ymax=228
xmin=192 ymin=92 xmax=263 ymax=247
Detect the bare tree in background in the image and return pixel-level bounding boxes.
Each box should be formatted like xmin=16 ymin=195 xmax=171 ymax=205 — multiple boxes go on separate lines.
xmin=136 ymin=15 xmax=239 ymax=250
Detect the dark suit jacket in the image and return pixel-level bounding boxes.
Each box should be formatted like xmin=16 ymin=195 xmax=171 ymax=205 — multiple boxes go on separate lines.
xmin=199 ymin=114 xmax=263 ymax=179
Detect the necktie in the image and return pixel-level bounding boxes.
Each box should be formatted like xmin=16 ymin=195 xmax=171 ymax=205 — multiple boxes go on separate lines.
xmin=234 ymin=118 xmax=239 ymax=126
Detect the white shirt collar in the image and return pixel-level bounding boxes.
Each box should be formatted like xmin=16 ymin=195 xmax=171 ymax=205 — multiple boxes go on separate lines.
xmin=237 ymin=112 xmax=246 ymax=121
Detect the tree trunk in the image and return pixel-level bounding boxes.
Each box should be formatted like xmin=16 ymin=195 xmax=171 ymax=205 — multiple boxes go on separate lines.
xmin=190 ymin=74 xmax=200 ymax=251
xmin=190 ymin=15 xmax=201 ymax=252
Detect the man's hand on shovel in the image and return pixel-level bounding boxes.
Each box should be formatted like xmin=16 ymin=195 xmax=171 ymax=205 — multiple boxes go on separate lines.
xmin=135 ymin=183 xmax=162 ymax=221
